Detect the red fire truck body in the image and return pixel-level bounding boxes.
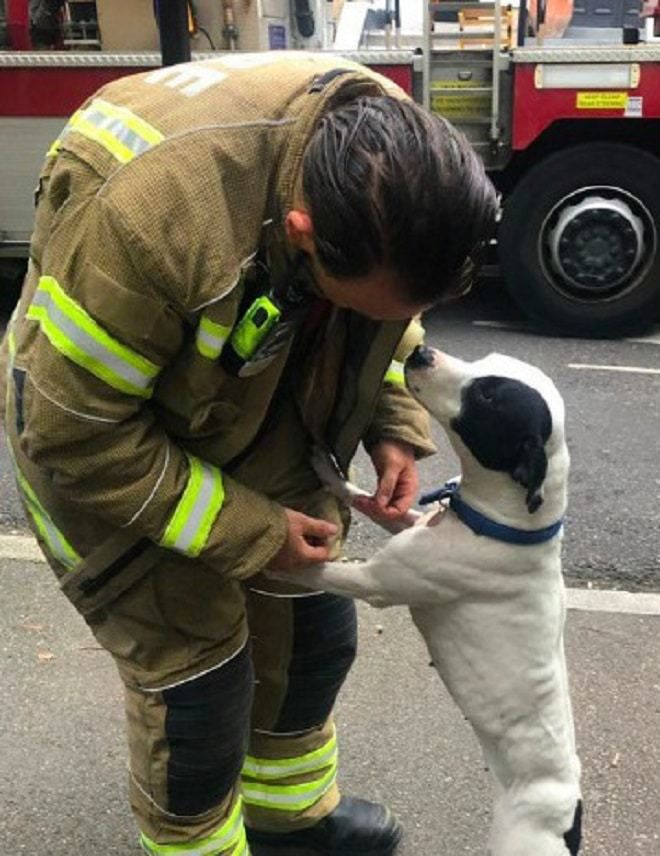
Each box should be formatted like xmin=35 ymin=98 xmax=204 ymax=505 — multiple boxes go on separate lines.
xmin=1 ymin=1 xmax=659 ymax=334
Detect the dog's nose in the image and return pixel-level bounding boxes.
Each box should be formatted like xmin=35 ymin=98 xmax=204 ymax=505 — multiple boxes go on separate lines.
xmin=406 ymin=345 xmax=435 ymax=370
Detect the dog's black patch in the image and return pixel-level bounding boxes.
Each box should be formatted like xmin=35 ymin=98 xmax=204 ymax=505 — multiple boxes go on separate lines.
xmin=564 ymin=800 xmax=583 ymax=854
xmin=451 ymin=376 xmax=552 ymax=512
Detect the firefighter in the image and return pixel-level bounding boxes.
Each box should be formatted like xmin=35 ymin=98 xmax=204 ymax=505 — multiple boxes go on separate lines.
xmin=2 ymin=54 xmax=497 ymax=855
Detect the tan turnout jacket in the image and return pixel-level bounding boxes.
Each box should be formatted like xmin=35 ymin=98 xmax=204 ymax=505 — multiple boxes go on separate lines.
xmin=3 ymin=53 xmax=434 ymax=600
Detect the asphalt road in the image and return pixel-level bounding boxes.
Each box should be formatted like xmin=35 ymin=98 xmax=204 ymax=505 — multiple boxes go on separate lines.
xmin=2 ymin=552 xmax=659 ymax=856
xmin=2 ymin=281 xmax=659 ymax=592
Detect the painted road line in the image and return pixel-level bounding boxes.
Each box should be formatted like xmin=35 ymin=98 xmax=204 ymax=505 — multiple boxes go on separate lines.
xmin=473 ymin=323 xmax=660 ymax=347
xmin=1 ymin=533 xmax=659 ymax=615
xmin=624 ymin=336 xmax=660 ymax=346
xmin=472 ymin=320 xmax=522 ymax=330
xmin=568 ymin=364 xmax=660 ymax=376
xmin=624 ymin=326 xmax=660 ymax=346
xmin=567 ymin=588 xmax=660 ymax=616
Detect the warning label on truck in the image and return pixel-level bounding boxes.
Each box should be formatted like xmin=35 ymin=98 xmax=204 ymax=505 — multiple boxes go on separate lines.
xmin=576 ymin=92 xmax=628 ymax=110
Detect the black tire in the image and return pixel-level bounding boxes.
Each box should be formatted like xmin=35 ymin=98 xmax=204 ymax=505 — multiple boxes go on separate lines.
xmin=498 ymin=143 xmax=660 ymax=336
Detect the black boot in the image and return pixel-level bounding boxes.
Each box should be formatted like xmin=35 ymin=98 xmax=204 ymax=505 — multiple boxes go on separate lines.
xmin=245 ymin=796 xmax=403 ymax=856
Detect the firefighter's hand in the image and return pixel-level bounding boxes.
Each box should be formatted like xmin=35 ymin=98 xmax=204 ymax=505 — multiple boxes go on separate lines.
xmin=354 ymin=439 xmax=419 ymax=525
xmin=268 ymin=509 xmax=338 ymax=571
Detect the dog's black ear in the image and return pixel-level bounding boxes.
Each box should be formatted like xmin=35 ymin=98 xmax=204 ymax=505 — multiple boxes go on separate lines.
xmin=511 ymin=435 xmax=548 ymax=513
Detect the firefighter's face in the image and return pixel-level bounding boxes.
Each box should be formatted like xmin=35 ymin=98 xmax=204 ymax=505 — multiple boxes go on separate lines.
xmin=285 ymin=209 xmax=431 ymax=321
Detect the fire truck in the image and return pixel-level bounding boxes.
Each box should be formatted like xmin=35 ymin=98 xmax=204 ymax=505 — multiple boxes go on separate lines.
xmin=1 ymin=0 xmax=659 ymax=335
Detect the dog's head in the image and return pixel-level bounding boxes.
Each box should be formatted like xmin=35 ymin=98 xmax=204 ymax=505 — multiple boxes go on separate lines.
xmin=405 ymin=346 xmax=566 ymax=514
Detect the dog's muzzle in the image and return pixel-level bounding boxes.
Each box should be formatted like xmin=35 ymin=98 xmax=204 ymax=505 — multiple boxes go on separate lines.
xmin=406 ymin=345 xmax=435 ymax=370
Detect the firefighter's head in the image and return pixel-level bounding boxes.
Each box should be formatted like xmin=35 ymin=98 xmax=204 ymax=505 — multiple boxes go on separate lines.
xmin=285 ymin=96 xmax=498 ymax=321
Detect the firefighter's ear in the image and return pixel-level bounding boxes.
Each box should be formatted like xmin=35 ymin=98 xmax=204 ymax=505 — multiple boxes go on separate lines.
xmin=285 ymin=209 xmax=315 ymax=254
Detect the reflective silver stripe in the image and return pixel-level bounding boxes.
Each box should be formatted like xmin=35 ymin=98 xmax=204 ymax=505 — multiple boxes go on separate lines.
xmin=140 ymin=795 xmax=245 ymax=855
xmin=6 ymin=446 xmax=80 ymax=570
xmin=196 ymin=316 xmax=232 ymax=359
xmin=28 ymin=278 xmax=160 ymax=398
xmin=384 ymin=359 xmax=405 ymax=385
xmin=20 ymin=484 xmax=80 ymax=569
xmin=241 ymin=763 xmax=337 ymax=811
xmin=243 ymin=730 xmax=337 ymax=780
xmin=159 ymin=456 xmax=225 ymax=557
xmin=55 ymin=97 xmax=164 ymax=164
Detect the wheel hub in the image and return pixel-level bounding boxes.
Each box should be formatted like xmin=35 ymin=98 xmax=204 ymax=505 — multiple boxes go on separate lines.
xmin=548 ymin=196 xmax=645 ymax=292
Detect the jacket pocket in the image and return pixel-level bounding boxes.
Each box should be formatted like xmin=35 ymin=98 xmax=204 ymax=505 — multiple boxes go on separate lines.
xmin=60 ymin=529 xmax=164 ymax=619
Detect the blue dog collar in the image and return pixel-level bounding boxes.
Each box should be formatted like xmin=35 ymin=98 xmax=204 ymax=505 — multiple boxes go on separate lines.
xmin=419 ymin=481 xmax=563 ymax=546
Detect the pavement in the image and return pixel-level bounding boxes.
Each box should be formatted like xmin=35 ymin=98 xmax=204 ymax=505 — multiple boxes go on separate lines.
xmin=1 ymin=536 xmax=659 ymax=855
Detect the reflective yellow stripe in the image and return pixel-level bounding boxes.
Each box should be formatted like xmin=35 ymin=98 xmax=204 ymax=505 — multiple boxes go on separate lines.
xmin=6 ymin=447 xmax=80 ymax=570
xmin=5 ymin=307 xmax=79 ymax=569
xmin=243 ymin=729 xmax=337 ymax=781
xmin=7 ymin=327 xmax=16 ymax=363
xmin=5 ymin=311 xmax=18 ymax=415
xmin=160 ymin=455 xmax=225 ymax=557
xmin=196 ymin=316 xmax=233 ymax=360
xmin=48 ymin=108 xmax=83 ymax=158
xmin=47 ymin=138 xmax=62 ymax=158
xmin=241 ymin=760 xmax=337 ymax=812
xmin=52 ymin=98 xmax=163 ymax=164
xmin=140 ymin=795 xmax=246 ymax=855
xmin=384 ymin=359 xmax=405 ymax=386
xmin=27 ymin=276 xmax=161 ymax=398
xmin=241 ymin=729 xmax=338 ymax=813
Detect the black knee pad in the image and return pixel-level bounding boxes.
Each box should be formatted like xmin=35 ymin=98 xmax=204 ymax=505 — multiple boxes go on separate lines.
xmin=275 ymin=593 xmax=357 ymax=733
xmin=162 ymin=643 xmax=254 ymax=816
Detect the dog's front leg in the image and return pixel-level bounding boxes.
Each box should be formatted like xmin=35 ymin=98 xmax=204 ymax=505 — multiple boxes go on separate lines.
xmin=272 ymin=560 xmax=394 ymax=608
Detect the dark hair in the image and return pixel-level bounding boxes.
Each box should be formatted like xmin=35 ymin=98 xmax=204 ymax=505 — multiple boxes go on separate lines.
xmin=302 ymin=96 xmax=499 ymax=303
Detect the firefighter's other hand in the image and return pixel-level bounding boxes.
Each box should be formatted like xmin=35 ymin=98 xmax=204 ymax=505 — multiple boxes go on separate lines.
xmin=268 ymin=509 xmax=338 ymax=571
xmin=355 ymin=439 xmax=419 ymax=524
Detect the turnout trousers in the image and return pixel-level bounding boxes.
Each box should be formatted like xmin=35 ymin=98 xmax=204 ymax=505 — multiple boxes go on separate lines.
xmin=88 ymin=553 xmax=358 ymax=855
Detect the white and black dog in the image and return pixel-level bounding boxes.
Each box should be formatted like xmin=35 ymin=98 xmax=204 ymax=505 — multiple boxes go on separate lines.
xmin=283 ymin=346 xmax=583 ymax=856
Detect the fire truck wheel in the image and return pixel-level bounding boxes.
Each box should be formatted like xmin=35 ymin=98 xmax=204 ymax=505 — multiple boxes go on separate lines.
xmin=498 ymin=143 xmax=660 ymax=336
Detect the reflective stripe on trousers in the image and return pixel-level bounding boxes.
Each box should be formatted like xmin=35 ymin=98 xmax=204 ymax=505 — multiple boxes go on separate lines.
xmin=241 ymin=727 xmax=338 ymax=813
xmin=139 ymin=795 xmax=249 ymax=856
